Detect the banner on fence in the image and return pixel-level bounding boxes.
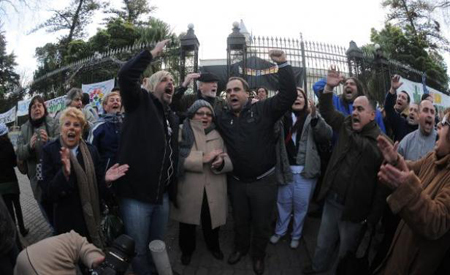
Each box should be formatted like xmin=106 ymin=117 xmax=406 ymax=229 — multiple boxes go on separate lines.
xmin=45 ymin=95 xmax=67 ymax=116
xmin=82 ymin=79 xmax=115 ymax=113
xmin=17 ymin=99 xmax=32 ymax=117
xmin=0 ymin=107 xmax=16 ymax=124
xmin=400 ymin=77 xmax=450 ymax=109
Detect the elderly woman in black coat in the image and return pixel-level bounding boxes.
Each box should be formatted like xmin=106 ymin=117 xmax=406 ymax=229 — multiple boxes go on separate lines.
xmin=41 ymin=107 xmax=128 ymax=247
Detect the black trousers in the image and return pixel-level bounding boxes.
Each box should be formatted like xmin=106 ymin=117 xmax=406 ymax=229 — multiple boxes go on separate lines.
xmin=179 ymin=190 xmax=220 ymax=255
xmin=228 ymin=173 xmax=278 ymax=260
xmin=0 ymin=242 xmax=19 ymax=275
xmin=2 ymin=194 xmax=26 ymax=232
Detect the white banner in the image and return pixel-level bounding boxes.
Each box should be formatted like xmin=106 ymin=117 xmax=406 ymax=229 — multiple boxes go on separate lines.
xmin=17 ymin=98 xmax=32 ymax=117
xmin=399 ymin=77 xmax=450 ymax=109
xmin=0 ymin=107 xmax=16 ymax=124
xmin=45 ymin=95 xmax=66 ymax=116
xmin=82 ymin=79 xmax=115 ymax=113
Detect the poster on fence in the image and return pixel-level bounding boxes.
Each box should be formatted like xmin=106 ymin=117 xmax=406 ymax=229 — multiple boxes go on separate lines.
xmin=17 ymin=98 xmax=32 ymax=117
xmin=45 ymin=95 xmax=67 ymax=116
xmin=82 ymin=79 xmax=115 ymax=113
xmin=400 ymin=77 xmax=450 ymax=109
xmin=0 ymin=107 xmax=16 ymax=124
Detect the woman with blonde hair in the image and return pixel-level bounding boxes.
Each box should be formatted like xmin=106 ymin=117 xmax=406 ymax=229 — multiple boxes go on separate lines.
xmin=41 ymin=107 xmax=128 ymax=247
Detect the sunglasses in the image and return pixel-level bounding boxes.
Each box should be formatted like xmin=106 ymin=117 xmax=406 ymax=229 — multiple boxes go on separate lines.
xmin=195 ymin=111 xmax=213 ymax=118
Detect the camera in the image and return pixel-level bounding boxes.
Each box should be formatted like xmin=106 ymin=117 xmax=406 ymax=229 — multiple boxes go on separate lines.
xmin=90 ymin=234 xmax=135 ymax=275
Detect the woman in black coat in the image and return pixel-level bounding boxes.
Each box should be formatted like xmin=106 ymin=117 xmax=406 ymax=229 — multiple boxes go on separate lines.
xmin=41 ymin=107 xmax=128 ymax=247
xmin=0 ymin=123 xmax=28 ymax=236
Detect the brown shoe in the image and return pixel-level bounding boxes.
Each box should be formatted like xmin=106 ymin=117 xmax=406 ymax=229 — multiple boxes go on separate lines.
xmin=253 ymin=258 xmax=265 ymax=275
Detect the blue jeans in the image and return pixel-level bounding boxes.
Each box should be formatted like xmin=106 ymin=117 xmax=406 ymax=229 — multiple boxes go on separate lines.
xmin=311 ymin=193 xmax=364 ymax=273
xmin=275 ymin=167 xmax=317 ymax=240
xmin=120 ymin=193 xmax=169 ymax=275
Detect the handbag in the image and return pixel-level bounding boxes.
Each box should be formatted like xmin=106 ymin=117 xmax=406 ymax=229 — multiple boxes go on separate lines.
xmin=336 ymin=224 xmax=374 ymax=275
xmin=101 ymin=202 xmax=125 ymax=246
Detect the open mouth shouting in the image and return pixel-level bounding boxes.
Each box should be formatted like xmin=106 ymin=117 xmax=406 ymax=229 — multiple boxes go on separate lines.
xmin=229 ymin=97 xmax=240 ymax=108
xmin=352 ymin=116 xmax=361 ymax=129
xmin=63 ymin=129 xmax=81 ymax=148
xmin=111 ymin=104 xmax=120 ymax=111
xmin=165 ymin=86 xmax=173 ymax=95
xmin=423 ymin=117 xmax=434 ymax=133
xmin=201 ymin=118 xmax=210 ymax=127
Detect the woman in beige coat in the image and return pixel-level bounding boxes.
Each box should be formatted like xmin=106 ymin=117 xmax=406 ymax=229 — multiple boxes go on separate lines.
xmin=171 ymin=100 xmax=232 ymax=265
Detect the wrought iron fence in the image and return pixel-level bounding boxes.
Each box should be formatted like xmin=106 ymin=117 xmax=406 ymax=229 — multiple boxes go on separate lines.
xmin=302 ymin=39 xmax=349 ymax=98
xmin=229 ymin=30 xmax=447 ymax=106
xmin=30 ymin=42 xmax=184 ymax=98
xmin=27 ymin=24 xmax=447 ymax=106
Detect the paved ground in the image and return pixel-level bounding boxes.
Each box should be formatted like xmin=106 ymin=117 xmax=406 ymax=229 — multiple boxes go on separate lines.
xmin=15 ymin=169 xmax=324 ymax=274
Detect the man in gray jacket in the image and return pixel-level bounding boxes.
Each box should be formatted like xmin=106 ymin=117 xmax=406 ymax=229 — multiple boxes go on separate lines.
xmin=398 ymin=99 xmax=437 ymax=161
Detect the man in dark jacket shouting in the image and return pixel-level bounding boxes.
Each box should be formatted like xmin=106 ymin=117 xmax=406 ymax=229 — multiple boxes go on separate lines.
xmin=116 ymin=40 xmax=178 ymax=275
xmin=216 ymin=50 xmax=297 ymax=275
xmin=303 ymin=65 xmax=387 ymax=274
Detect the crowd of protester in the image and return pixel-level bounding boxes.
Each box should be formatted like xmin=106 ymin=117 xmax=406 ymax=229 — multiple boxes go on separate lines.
xmin=1 ymin=39 xmax=450 ymax=275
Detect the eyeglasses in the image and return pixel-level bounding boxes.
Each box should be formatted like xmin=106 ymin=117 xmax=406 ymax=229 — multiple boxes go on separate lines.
xmin=195 ymin=111 xmax=213 ymax=118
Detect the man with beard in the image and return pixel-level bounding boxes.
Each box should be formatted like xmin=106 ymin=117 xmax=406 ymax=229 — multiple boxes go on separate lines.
xmin=88 ymin=89 xmax=123 ymax=173
xmin=303 ymin=66 xmax=387 ymax=274
xmin=313 ymin=77 xmax=386 ymax=134
xmin=116 ymin=40 xmax=178 ymax=274
xmin=171 ymin=72 xmax=226 ymax=122
xmin=384 ymin=74 xmax=417 ymax=141
xmin=373 ymin=113 xmax=450 ymax=275
xmin=216 ymin=50 xmax=297 ymax=275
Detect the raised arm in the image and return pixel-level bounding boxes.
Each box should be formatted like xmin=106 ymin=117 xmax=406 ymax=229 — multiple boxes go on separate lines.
xmin=309 ymin=99 xmax=333 ymax=144
xmin=262 ymin=50 xmax=298 ymax=120
xmin=384 ymin=75 xmax=404 ymax=132
xmin=171 ymin=73 xmax=201 ymax=112
xmin=318 ymin=66 xmax=345 ymax=130
xmin=118 ymin=40 xmax=169 ymax=112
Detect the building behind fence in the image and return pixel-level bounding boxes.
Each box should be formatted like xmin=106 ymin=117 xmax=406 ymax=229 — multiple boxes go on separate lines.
xmin=28 ymin=22 xmax=447 ymax=107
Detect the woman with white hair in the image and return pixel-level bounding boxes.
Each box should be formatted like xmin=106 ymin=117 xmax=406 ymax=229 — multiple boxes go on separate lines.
xmin=41 ymin=107 xmax=128 ymax=248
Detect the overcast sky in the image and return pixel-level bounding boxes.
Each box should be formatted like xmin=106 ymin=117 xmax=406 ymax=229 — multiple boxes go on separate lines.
xmin=3 ymin=0 xmax=448 ymax=84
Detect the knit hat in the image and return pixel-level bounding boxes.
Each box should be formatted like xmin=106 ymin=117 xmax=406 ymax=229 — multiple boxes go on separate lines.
xmin=187 ymin=100 xmax=215 ymax=118
xmin=65 ymin=88 xmax=83 ymax=107
xmin=0 ymin=123 xmax=8 ymax=136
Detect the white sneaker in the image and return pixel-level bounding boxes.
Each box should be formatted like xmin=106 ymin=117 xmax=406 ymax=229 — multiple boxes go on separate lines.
xmin=270 ymin=234 xmax=281 ymax=244
xmin=290 ymin=239 xmax=300 ymax=249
